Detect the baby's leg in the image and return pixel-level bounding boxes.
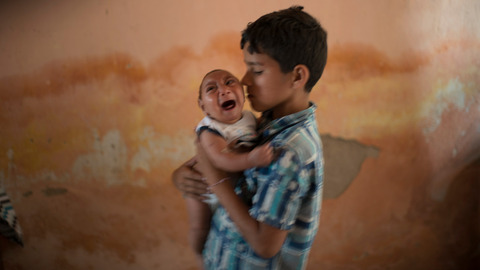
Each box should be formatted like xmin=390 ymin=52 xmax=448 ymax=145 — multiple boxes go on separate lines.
xmin=185 ymin=197 xmax=212 ymax=269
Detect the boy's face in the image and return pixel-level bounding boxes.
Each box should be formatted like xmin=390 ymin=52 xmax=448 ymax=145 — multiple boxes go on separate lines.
xmin=198 ymin=70 xmax=245 ymax=124
xmin=241 ymin=43 xmax=296 ymax=117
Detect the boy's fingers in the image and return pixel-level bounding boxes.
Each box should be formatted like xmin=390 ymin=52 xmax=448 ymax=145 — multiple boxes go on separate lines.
xmin=185 ymin=156 xmax=198 ymax=168
xmin=181 ymin=176 xmax=208 ymax=194
xmin=183 ymin=192 xmax=209 ymax=201
xmin=185 ymin=169 xmax=204 ymax=181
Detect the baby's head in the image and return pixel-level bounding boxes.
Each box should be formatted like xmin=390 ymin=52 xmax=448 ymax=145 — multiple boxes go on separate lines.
xmin=198 ymin=69 xmax=245 ymax=124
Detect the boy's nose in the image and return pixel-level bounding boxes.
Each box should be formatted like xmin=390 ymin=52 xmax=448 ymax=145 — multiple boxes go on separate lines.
xmin=241 ymin=72 xmax=251 ymax=86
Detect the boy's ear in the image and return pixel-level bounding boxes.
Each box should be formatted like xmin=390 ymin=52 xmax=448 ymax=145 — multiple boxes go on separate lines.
xmin=292 ymin=64 xmax=310 ymax=89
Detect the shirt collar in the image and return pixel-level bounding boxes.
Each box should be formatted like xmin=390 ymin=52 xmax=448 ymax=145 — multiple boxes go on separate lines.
xmin=258 ymin=102 xmax=317 ymax=142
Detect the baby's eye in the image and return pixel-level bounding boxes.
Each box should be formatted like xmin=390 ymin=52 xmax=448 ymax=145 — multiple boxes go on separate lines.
xmin=226 ymin=79 xmax=236 ymax=85
xmin=206 ymin=86 xmax=216 ymax=92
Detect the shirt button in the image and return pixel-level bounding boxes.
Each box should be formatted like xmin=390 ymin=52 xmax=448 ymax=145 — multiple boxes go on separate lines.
xmin=237 ymin=243 xmax=246 ymax=252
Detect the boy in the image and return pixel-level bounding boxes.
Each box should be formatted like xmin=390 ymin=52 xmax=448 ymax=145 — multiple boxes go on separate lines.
xmin=187 ymin=69 xmax=273 ymax=267
xmin=173 ymin=6 xmax=327 ymax=269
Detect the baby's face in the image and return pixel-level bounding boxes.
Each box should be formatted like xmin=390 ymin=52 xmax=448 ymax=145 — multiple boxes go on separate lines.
xmin=198 ymin=70 xmax=245 ymax=124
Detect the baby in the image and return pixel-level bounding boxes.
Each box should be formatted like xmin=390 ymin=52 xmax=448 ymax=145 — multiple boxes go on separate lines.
xmin=186 ymin=69 xmax=273 ymax=267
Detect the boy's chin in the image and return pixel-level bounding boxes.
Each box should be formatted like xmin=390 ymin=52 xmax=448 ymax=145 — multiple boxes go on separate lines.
xmin=249 ymin=102 xmax=265 ymax=113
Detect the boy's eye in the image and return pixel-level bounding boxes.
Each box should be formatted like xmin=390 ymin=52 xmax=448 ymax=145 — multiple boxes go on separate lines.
xmin=226 ymin=79 xmax=236 ymax=85
xmin=252 ymin=70 xmax=263 ymax=75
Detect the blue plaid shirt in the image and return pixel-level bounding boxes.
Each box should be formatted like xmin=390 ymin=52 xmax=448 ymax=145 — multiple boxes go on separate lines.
xmin=203 ymin=103 xmax=324 ymax=270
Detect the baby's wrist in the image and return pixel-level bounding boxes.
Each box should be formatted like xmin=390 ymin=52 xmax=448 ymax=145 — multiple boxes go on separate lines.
xmin=206 ymin=177 xmax=230 ymax=192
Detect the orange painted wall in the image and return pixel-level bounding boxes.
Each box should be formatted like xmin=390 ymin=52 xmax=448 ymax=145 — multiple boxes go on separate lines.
xmin=0 ymin=1 xmax=479 ymax=269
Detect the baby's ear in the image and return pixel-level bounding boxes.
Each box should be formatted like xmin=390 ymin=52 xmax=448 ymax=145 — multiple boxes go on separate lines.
xmin=198 ymin=99 xmax=205 ymax=112
xmin=292 ymin=64 xmax=310 ymax=89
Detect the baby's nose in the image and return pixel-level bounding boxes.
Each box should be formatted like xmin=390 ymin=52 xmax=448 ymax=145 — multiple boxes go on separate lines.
xmin=219 ymin=86 xmax=231 ymax=95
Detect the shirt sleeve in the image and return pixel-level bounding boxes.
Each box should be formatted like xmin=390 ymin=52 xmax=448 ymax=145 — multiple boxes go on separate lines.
xmin=196 ymin=126 xmax=223 ymax=138
xmin=248 ymin=148 xmax=309 ymax=230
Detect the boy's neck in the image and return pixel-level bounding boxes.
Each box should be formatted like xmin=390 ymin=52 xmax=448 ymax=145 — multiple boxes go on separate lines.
xmin=271 ymin=92 xmax=310 ymax=119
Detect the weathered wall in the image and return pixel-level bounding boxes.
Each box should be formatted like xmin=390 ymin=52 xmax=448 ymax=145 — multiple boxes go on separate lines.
xmin=0 ymin=0 xmax=479 ymax=269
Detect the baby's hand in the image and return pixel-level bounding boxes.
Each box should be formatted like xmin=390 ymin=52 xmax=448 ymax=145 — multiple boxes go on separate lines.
xmin=247 ymin=144 xmax=274 ymax=168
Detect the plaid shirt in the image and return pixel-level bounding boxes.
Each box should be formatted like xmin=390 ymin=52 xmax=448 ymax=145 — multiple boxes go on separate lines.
xmin=203 ymin=103 xmax=324 ymax=270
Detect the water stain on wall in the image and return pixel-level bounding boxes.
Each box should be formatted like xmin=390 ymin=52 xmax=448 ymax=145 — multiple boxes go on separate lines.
xmin=0 ymin=32 xmax=479 ymax=269
xmin=42 ymin=187 xmax=68 ymax=196
xmin=325 ymin=42 xmax=428 ymax=82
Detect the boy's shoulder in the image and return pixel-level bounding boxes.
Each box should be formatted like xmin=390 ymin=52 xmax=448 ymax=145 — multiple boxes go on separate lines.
xmin=268 ymin=104 xmax=321 ymax=155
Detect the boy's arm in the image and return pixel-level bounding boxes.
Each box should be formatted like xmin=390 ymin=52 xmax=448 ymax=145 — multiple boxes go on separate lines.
xmin=196 ymin=140 xmax=287 ymax=258
xmin=211 ymin=177 xmax=287 ymax=258
xmin=199 ymin=131 xmax=272 ymax=172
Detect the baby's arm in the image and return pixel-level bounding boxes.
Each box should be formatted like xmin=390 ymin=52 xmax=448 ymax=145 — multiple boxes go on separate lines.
xmin=199 ymin=131 xmax=273 ymax=172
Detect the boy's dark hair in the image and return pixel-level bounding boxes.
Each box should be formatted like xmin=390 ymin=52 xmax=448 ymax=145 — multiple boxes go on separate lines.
xmin=240 ymin=6 xmax=328 ymax=92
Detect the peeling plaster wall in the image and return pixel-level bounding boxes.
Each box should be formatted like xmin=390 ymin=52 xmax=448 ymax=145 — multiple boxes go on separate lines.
xmin=0 ymin=0 xmax=479 ymax=269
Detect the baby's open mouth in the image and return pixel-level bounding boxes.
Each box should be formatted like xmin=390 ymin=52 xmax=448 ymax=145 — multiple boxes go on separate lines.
xmin=221 ymin=100 xmax=236 ymax=110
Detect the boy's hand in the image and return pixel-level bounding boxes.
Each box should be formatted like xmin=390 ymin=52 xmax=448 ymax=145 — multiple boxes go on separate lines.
xmin=247 ymin=144 xmax=274 ymax=168
xmin=171 ymin=156 xmax=209 ymax=200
